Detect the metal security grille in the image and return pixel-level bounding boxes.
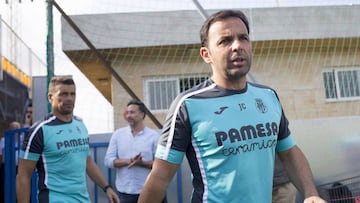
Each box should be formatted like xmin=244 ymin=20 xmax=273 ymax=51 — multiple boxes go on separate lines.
xmin=323 ymin=68 xmax=360 ymax=101
xmin=179 ymin=76 xmax=208 ymax=92
xmin=318 ymin=176 xmax=360 ymax=203
xmin=146 ymin=76 xmax=208 ymax=111
xmin=323 ymin=71 xmax=337 ymax=100
xmin=146 ymin=78 xmax=178 ymax=111
xmin=337 ymin=70 xmax=360 ymax=98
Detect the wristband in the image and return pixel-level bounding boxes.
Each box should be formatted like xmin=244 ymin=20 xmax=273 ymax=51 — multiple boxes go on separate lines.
xmin=102 ymin=184 xmax=112 ymax=193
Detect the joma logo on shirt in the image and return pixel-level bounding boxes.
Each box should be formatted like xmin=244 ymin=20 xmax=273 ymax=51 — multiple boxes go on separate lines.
xmin=215 ymin=122 xmax=278 ymax=146
xmin=56 ymin=138 xmax=89 ymax=150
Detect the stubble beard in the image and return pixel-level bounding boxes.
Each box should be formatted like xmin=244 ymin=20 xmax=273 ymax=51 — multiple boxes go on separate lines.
xmin=226 ymin=66 xmax=250 ymax=82
xmin=60 ymin=104 xmax=74 ymax=115
xmin=226 ymin=54 xmax=252 ymax=82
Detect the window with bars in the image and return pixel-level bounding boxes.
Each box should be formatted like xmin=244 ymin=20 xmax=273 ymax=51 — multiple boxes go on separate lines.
xmin=145 ymin=76 xmax=208 ymax=111
xmin=323 ymin=68 xmax=360 ymax=101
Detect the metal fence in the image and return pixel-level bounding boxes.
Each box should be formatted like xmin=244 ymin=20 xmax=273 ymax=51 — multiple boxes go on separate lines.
xmin=4 ymin=127 xmax=26 ymax=203
xmin=318 ymin=176 xmax=360 ymax=203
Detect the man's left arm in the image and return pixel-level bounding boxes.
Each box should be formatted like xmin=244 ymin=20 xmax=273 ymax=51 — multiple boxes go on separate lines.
xmin=278 ymin=146 xmax=327 ymax=203
xmin=86 ymin=156 xmax=120 ymax=203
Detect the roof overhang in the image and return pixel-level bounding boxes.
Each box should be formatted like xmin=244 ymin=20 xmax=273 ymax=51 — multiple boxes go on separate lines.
xmin=61 ymin=5 xmax=360 ymax=103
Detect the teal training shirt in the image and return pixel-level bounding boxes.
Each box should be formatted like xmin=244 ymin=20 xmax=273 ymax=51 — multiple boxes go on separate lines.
xmin=20 ymin=114 xmax=91 ymax=203
xmin=156 ymin=80 xmax=295 ymax=203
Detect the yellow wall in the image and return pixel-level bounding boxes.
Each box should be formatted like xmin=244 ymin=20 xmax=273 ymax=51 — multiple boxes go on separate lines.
xmin=1 ymin=56 xmax=31 ymax=88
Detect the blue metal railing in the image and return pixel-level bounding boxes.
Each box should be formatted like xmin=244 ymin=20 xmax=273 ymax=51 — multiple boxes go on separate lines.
xmin=4 ymin=128 xmax=184 ymax=203
xmin=90 ymin=142 xmax=113 ymax=203
xmin=4 ymin=127 xmax=27 ymax=203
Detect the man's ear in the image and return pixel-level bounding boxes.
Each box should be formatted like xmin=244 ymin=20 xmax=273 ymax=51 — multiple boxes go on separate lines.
xmin=200 ymin=47 xmax=211 ymax=64
xmin=48 ymin=93 xmax=52 ymax=103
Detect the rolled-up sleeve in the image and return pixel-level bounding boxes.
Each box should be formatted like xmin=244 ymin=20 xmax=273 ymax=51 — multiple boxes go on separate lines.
xmin=104 ymin=131 xmax=119 ymax=168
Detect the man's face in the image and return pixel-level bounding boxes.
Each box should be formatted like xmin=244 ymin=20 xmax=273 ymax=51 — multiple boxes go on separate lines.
xmin=125 ymin=104 xmax=144 ymax=127
xmin=25 ymin=106 xmax=33 ymax=125
xmin=200 ymin=17 xmax=252 ymax=82
xmin=49 ymin=84 xmax=76 ymax=115
xmin=9 ymin=122 xmax=21 ymax=130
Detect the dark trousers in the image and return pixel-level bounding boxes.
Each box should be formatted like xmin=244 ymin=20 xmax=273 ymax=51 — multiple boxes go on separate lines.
xmin=0 ymin=163 xmax=4 ymax=203
xmin=118 ymin=191 xmax=167 ymax=203
xmin=0 ymin=163 xmax=18 ymax=203
xmin=118 ymin=192 xmax=139 ymax=203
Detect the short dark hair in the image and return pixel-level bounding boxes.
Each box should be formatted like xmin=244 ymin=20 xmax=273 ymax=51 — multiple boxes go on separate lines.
xmin=127 ymin=99 xmax=146 ymax=118
xmin=200 ymin=10 xmax=250 ymax=47
xmin=48 ymin=75 xmax=75 ymax=93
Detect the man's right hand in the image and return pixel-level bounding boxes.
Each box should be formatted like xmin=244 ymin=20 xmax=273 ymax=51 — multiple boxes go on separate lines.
xmin=128 ymin=153 xmax=142 ymax=168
